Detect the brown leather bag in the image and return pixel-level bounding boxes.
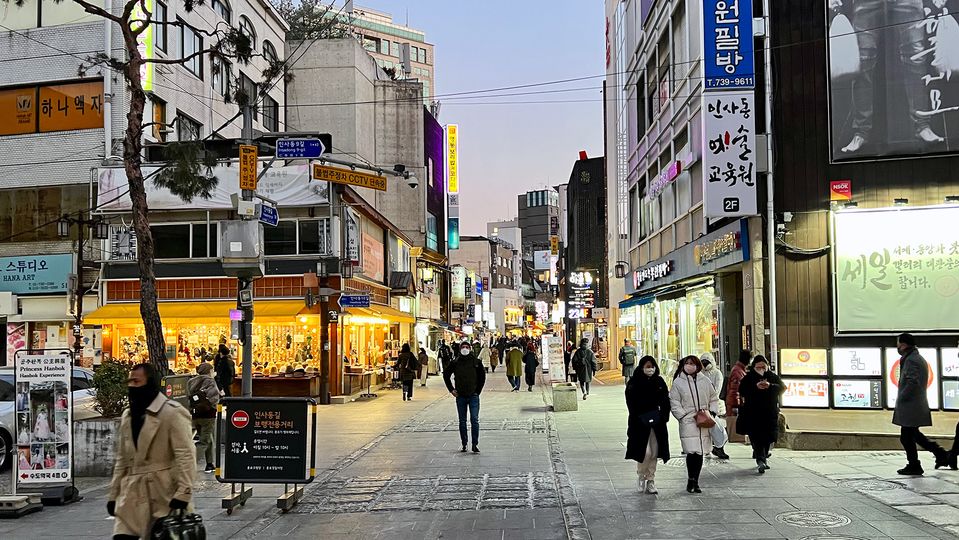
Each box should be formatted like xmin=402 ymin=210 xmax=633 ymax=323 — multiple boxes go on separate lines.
xmin=687 ymin=377 xmax=716 ymax=428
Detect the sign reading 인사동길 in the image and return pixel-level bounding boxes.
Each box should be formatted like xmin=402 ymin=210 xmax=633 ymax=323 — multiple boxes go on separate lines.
xmin=702 ymin=91 xmax=757 ymax=218
xmin=312 ymin=163 xmax=387 ymax=192
xmin=219 ymin=398 xmax=314 ymax=484
xmin=15 ymin=352 xmax=73 ymax=485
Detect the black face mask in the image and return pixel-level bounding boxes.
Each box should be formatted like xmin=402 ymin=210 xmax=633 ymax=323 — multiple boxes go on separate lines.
xmin=128 ymin=384 xmax=159 ymax=415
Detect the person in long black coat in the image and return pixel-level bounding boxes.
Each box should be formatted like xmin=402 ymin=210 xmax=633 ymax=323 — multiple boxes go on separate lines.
xmin=522 ymin=345 xmax=539 ymax=392
xmin=625 ymin=356 xmax=670 ymax=495
xmin=737 ymin=355 xmax=785 ymax=474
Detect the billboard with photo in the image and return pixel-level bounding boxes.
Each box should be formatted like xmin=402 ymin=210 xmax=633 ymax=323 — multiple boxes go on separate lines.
xmin=15 ymin=352 xmax=73 ymax=485
xmin=826 ymin=1 xmax=959 ymax=160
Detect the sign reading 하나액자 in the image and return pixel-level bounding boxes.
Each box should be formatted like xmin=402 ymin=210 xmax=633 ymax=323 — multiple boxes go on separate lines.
xmin=703 ymin=0 xmax=755 ymax=91
xmin=218 ymin=397 xmax=315 ymax=484
xmin=239 ymin=145 xmax=258 ymax=190
xmin=312 ymin=163 xmax=387 ymax=192
xmin=703 ymin=91 xmax=757 ymax=218
xmin=15 ymin=351 xmax=74 ymax=485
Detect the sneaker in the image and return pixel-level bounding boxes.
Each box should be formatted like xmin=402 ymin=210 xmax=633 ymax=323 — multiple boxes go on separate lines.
xmin=711 ymin=447 xmax=729 ymax=460
xmin=472 ymin=445 xmax=480 ymax=453
xmin=637 ymin=478 xmax=647 ymax=493
xmin=645 ymin=480 xmax=657 ymax=494
xmin=461 ymin=446 xmax=467 ymax=453
xmin=528 ymin=387 xmax=533 ymax=392
xmin=204 ymin=463 xmax=215 ymax=473
xmin=583 ymin=394 xmax=588 ymax=401
xmin=897 ymin=463 xmax=924 ymax=476
xmin=757 ymin=460 xmax=765 ymax=475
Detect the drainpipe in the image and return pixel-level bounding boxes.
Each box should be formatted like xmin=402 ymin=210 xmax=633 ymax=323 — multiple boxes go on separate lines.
xmin=761 ymin=0 xmax=778 ymax=368
xmin=103 ymin=0 xmax=113 ymax=158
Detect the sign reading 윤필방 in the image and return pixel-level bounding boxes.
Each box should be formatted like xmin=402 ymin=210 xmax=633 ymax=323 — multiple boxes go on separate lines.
xmin=0 ymin=254 xmax=73 ymax=295
xmin=219 ymin=397 xmax=314 ymax=483
xmin=703 ymin=0 xmax=755 ymax=91
xmin=15 ymin=352 xmax=73 ymax=485
xmin=703 ymin=91 xmax=757 ymax=218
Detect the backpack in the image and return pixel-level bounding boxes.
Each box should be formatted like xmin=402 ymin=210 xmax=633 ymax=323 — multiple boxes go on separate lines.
xmin=620 ymin=348 xmax=636 ymax=366
xmin=719 ymin=376 xmax=729 ymax=401
xmin=572 ymin=349 xmax=586 ymax=372
xmin=189 ymin=382 xmax=215 ymax=418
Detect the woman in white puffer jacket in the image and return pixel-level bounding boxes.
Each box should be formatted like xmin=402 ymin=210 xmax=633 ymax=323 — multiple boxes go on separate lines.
xmin=670 ymin=355 xmax=719 ymax=494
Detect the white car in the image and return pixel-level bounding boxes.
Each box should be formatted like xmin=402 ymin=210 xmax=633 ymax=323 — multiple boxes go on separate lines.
xmin=0 ymin=367 xmax=97 ymax=470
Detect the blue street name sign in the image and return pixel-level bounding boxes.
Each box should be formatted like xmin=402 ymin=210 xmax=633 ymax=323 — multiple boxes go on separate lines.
xmin=338 ymin=294 xmax=371 ymax=309
xmin=259 ymin=205 xmax=279 ymax=227
xmin=276 ymin=138 xmax=327 ymax=159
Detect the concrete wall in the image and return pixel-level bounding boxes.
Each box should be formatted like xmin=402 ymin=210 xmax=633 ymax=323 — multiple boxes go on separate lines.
xmin=450 ymin=239 xmax=491 ymax=279
xmin=73 ymin=417 xmax=120 ymax=477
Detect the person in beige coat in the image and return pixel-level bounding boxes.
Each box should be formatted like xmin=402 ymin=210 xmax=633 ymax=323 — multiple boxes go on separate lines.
xmin=108 ymin=363 xmax=196 ymax=539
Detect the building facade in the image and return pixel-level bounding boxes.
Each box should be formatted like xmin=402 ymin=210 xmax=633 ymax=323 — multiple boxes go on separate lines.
xmin=350 ymin=6 xmax=435 ymax=103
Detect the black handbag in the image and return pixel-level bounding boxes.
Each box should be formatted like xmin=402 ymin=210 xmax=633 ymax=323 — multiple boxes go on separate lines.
xmin=638 ymin=409 xmax=660 ymax=425
xmin=151 ymin=509 xmax=206 ymax=540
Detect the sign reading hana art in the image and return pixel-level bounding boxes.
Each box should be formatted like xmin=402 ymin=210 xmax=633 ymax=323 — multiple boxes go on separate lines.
xmin=0 ymin=254 xmax=73 ymax=295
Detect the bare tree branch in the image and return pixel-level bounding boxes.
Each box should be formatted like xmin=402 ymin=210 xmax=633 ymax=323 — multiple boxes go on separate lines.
xmin=71 ymin=0 xmax=122 ymax=23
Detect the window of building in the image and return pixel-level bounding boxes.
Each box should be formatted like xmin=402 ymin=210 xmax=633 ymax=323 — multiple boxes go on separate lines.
xmin=628 ymin=187 xmax=637 ymax=243
xmin=426 ymin=214 xmax=438 ymax=251
xmin=362 ymin=36 xmax=379 ymax=52
xmin=657 ymin=31 xmax=670 ymax=106
xmin=212 ymin=0 xmax=232 ymax=22
xmin=238 ymin=15 xmax=256 ymax=50
xmin=154 ymin=1 xmax=168 ymax=52
xmin=151 ymin=223 xmax=218 ymax=259
xmin=265 ymin=221 xmax=296 ymax=255
xmin=191 ymin=222 xmax=218 ymax=257
xmin=212 ymin=58 xmax=231 ymax=97
xmin=263 ymin=40 xmax=278 ymax=66
xmin=391 ymin=41 xmax=400 ymax=57
xmin=672 ymin=4 xmax=688 ymax=85
xmin=645 ymin=58 xmax=657 ymax=128
xmin=180 ymin=20 xmax=203 ymax=78
xmin=176 ymin=112 xmax=201 ymax=141
xmin=240 ymin=73 xmax=258 ymax=119
xmin=418 ymin=47 xmax=426 ymax=64
xmin=262 ymin=94 xmax=279 ymax=132
xmin=264 ymin=219 xmax=332 ymax=256
xmin=152 ymin=97 xmax=167 ymax=142
xmin=380 ymin=39 xmax=390 ymax=55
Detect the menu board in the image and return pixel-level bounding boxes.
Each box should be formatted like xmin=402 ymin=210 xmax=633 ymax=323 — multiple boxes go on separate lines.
xmin=831 ymin=348 xmax=883 ymax=377
xmin=779 ymin=349 xmax=828 ymax=376
xmin=884 ymin=348 xmax=939 ymax=409
xmin=942 ymin=348 xmax=959 ymax=379
xmin=943 ymin=380 xmax=959 ymax=411
xmin=781 ymin=378 xmax=829 ymax=408
xmin=832 ymin=379 xmax=882 ymax=409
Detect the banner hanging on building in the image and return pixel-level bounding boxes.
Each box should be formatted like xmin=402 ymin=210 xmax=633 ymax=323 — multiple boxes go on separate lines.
xmin=702 ymin=91 xmax=757 ymax=218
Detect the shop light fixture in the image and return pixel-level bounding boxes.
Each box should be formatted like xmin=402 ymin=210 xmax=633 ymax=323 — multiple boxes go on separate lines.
xmin=341 ymin=260 xmax=354 ymax=279
xmin=299 ymin=316 xmax=308 ymax=323
xmin=894 ymin=198 xmax=909 ymax=206
xmin=946 ymin=196 xmax=959 ymax=203
xmin=57 ymin=215 xmax=71 ymax=238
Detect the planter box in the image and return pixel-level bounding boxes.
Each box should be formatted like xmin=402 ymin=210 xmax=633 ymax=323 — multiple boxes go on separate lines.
xmin=552 ymin=382 xmax=579 ymax=412
xmin=74 ymin=418 xmax=121 ymax=477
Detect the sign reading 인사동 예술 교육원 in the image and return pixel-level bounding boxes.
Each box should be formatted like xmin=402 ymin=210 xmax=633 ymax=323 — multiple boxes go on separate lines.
xmin=15 ymin=352 xmax=73 ymax=485
xmin=833 ymin=206 xmax=959 ymax=332
xmin=702 ymin=91 xmax=757 ymax=219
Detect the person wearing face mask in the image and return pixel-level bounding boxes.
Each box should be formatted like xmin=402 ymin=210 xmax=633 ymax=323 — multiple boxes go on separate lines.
xmin=443 ymin=341 xmax=487 ymax=453
xmin=108 ymin=363 xmax=196 ymax=540
xmin=700 ymin=353 xmax=730 ymax=460
xmin=669 ymin=355 xmax=718 ymax=493
xmin=625 ymin=356 xmax=671 ymax=494
xmin=737 ymin=355 xmax=785 ymax=474
xmin=892 ymin=333 xmax=949 ymax=475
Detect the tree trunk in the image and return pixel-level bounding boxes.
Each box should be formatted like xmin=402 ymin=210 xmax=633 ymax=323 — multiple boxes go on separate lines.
xmin=120 ymin=23 xmax=168 ymax=374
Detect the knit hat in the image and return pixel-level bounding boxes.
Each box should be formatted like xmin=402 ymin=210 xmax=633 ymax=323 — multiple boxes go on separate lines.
xmin=197 ymin=362 xmax=213 ymax=375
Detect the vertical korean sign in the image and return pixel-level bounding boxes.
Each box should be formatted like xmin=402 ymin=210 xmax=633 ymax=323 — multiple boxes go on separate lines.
xmin=702 ymin=0 xmax=757 ymax=219
xmin=446 ymin=124 xmax=460 ymax=250
xmin=239 ymin=145 xmax=258 ymax=191
xmin=15 ymin=352 xmax=73 ymax=486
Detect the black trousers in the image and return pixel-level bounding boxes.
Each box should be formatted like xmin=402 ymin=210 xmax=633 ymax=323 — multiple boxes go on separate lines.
xmin=900 ymin=426 xmax=942 ymax=464
xmin=685 ymin=453 xmax=703 ymax=481
xmin=953 ymin=421 xmax=959 ymax=454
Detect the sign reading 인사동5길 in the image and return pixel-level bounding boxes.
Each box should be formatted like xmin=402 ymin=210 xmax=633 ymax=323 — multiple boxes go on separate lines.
xmin=702 ymin=91 xmax=757 ymax=219
xmin=15 ymin=352 xmax=73 ymax=485
xmin=833 ymin=206 xmax=959 ymax=332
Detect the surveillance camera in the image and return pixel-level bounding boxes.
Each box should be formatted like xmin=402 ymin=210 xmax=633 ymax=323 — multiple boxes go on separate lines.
xmin=406 ymin=175 xmax=418 ymax=189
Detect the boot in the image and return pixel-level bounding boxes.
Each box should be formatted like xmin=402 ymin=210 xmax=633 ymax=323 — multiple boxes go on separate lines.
xmin=711 ymin=446 xmax=729 ymax=460
xmin=950 ymin=450 xmax=958 ymax=471
xmin=934 ymin=448 xmax=950 ymax=470
xmin=686 ymin=479 xmax=695 ymax=493
xmin=897 ymin=462 xmax=924 ymax=476
xmin=757 ymin=459 xmax=766 ymax=475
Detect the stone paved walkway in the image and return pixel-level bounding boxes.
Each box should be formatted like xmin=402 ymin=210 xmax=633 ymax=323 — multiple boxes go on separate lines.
xmin=2 ymin=369 xmax=959 ymax=539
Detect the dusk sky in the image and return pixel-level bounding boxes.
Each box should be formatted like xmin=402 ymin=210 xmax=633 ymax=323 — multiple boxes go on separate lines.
xmin=355 ymin=0 xmax=606 ymax=235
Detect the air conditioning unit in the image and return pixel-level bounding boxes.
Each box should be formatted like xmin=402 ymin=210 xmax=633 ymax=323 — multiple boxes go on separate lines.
xmin=0 ymin=292 xmax=18 ymax=316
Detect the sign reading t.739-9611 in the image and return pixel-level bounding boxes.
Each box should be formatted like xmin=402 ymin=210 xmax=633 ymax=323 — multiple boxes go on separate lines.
xmin=312 ymin=163 xmax=387 ymax=192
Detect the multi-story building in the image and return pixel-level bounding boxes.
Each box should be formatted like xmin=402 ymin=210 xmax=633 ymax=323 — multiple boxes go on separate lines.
xmin=0 ymin=0 xmax=287 ymax=365
xmin=450 ymin=236 xmax=521 ymax=335
xmin=349 ymin=6 xmax=435 ymax=103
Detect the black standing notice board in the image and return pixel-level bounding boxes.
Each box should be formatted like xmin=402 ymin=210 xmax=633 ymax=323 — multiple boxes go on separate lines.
xmin=217 ymin=397 xmax=317 ymax=484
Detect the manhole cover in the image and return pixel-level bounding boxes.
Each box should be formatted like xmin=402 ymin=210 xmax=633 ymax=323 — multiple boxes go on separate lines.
xmin=776 ymin=511 xmax=852 ymax=528
xmin=840 ymin=479 xmax=903 ymax=491
xmin=799 ymin=536 xmax=869 ymax=540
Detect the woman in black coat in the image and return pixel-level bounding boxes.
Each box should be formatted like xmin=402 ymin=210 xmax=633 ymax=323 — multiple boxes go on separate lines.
xmin=522 ymin=344 xmax=539 ymax=392
xmin=625 ymin=356 xmax=670 ymax=495
xmin=737 ymin=355 xmax=785 ymax=474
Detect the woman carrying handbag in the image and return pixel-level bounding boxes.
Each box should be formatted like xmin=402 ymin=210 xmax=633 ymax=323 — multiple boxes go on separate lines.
xmin=625 ymin=356 xmax=671 ymax=494
xmin=669 ymin=355 xmax=719 ymax=494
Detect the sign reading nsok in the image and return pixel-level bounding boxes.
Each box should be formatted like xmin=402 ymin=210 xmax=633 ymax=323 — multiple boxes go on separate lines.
xmin=312 ymin=164 xmax=387 ymax=192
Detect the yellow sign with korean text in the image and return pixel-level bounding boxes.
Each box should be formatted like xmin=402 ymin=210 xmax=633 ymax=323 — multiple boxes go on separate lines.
xmin=780 ymin=349 xmax=828 ymax=376
xmin=446 ymin=124 xmax=458 ymax=194
xmin=312 ymin=164 xmax=387 ymax=192
xmin=38 ymin=81 xmax=105 ymax=133
xmin=550 ymin=235 xmax=559 ymax=255
xmin=239 ymin=145 xmax=258 ymax=190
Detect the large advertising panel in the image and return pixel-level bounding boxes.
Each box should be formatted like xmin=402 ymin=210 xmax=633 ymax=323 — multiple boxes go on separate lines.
xmin=831 ymin=348 xmax=883 ymax=377
xmin=827 ymin=2 xmax=959 ymax=160
xmin=15 ymin=352 xmax=73 ymax=485
xmin=884 ymin=347 xmax=939 ymax=409
xmin=833 ymin=379 xmax=883 ymax=409
xmin=833 ymin=207 xmax=959 ymax=332
xmin=781 ymin=378 xmax=829 ymax=408
xmin=780 ymin=349 xmax=828 ymax=376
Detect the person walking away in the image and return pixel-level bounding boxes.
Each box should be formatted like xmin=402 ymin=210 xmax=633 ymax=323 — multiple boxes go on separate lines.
xmin=619 ymin=339 xmax=638 ymax=382
xmin=737 ymin=355 xmax=785 ymax=473
xmin=489 ymin=346 xmax=500 ymax=373
xmin=214 ymin=344 xmax=236 ymax=397
xmin=477 ymin=342 xmax=492 ymax=373
xmin=564 ymin=341 xmax=574 ymax=383
xmin=397 ymin=344 xmax=419 ymax=401
xmin=108 ymin=363 xmax=196 ymax=540
xmin=893 ymin=333 xmax=948 ymax=475
xmin=700 ymin=353 xmax=729 ymax=459
xmin=188 ymin=362 xmax=220 ymax=473
xmin=443 ymin=341 xmax=486 ymax=453
xmin=418 ymin=348 xmax=430 ymax=387
xmin=438 ymin=340 xmax=454 ymax=374
xmin=726 ymin=349 xmax=751 ymax=437
xmin=523 ymin=343 xmax=540 ymax=391
xmin=506 ymin=343 xmax=524 ymax=392
xmin=571 ymin=339 xmax=598 ymax=400
xmin=496 ymin=337 xmax=508 ymax=370
xmin=625 ymin=356 xmax=671 ymax=494
xmin=669 ymin=355 xmax=718 ymax=494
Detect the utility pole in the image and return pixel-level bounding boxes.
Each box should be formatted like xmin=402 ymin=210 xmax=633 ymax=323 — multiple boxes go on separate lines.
xmin=72 ymin=218 xmax=86 ymax=357
xmin=239 ymin=104 xmax=256 ymax=397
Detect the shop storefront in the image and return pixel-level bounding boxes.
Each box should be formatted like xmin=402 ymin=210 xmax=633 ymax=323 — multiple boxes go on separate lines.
xmin=619 ymin=219 xmax=750 ymax=377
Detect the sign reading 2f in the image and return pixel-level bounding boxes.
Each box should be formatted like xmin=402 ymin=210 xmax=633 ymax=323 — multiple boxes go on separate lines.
xmin=703 ymin=0 xmax=755 ymax=91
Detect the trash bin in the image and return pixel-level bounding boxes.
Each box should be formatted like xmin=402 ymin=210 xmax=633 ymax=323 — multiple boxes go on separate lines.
xmin=552 ymin=382 xmax=578 ymax=412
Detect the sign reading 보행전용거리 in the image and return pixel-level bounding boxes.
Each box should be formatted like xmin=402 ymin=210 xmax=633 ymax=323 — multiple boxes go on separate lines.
xmin=220 ymin=398 xmax=313 ymax=483
xmin=0 ymin=254 xmax=73 ymax=295
xmin=833 ymin=206 xmax=959 ymax=332
xmin=703 ymin=0 xmax=755 ymax=90
xmin=703 ymin=91 xmax=757 ymax=218
xmin=312 ymin=164 xmax=387 ymax=192
xmin=15 ymin=352 xmax=73 ymax=485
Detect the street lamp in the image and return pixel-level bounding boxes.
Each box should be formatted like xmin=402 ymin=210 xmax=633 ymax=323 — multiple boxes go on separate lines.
xmin=57 ymin=213 xmax=110 ymax=356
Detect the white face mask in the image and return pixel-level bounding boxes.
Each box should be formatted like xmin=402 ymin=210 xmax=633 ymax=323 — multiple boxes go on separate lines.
xmin=755 ymin=368 xmax=767 ymax=376
xmin=460 ymin=348 xmax=471 ymax=356
xmin=684 ymin=364 xmax=697 ymax=375
xmin=643 ymin=367 xmax=656 ymax=377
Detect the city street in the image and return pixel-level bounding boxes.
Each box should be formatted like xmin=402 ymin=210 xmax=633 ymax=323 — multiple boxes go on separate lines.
xmin=2 ymin=373 xmax=959 ymax=539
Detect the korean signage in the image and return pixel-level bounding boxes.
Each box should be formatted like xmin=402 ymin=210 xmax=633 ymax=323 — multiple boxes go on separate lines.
xmin=239 ymin=145 xmax=258 ymax=191
xmin=550 ymin=235 xmax=560 ymax=255
xmin=0 ymin=80 xmax=104 ymax=136
xmin=646 ymin=160 xmax=684 ymax=201
xmin=0 ymin=254 xmax=73 ymax=295
xmin=312 ymin=164 xmax=387 ymax=192
xmin=834 ymin=206 xmax=959 ymax=332
xmin=451 ymin=266 xmax=466 ymax=312
xmin=779 ymin=349 xmax=828 ymax=377
xmin=633 ymin=261 xmax=673 ymax=289
xmin=703 ymin=0 xmax=755 ymax=90
xmin=944 ymin=380 xmax=959 ymax=411
xmin=833 ymin=379 xmax=882 ymax=409
xmin=781 ymin=378 xmax=829 ymax=408
xmin=694 ymin=230 xmax=740 ymax=265
xmin=831 ymin=348 xmax=882 ymax=377
xmin=703 ymin=91 xmax=757 ymax=218
xmin=219 ymin=397 xmax=315 ymax=484
xmin=446 ymin=124 xmax=459 ymax=194
xmin=885 ymin=347 xmax=939 ymax=409
xmin=533 ymin=250 xmax=551 ymax=271
xmin=361 ymin=233 xmax=385 ymax=283
xmin=568 ymin=271 xmax=596 ymax=310
xmin=345 ymin=210 xmax=360 ymax=264
xmin=15 ymin=351 xmax=73 ymax=485
xmin=943 ymin=348 xmax=959 ymax=379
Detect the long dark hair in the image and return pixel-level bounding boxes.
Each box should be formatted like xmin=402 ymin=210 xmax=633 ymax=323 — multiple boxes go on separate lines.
xmin=674 ymin=355 xmax=704 ymax=379
xmin=638 ymin=355 xmax=659 ymax=377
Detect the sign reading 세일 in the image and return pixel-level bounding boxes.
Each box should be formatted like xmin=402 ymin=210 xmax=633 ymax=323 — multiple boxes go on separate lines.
xmin=312 ymin=164 xmax=387 ymax=192
xmin=219 ymin=397 xmax=315 ymax=484
xmin=15 ymin=351 xmax=73 ymax=485
xmin=239 ymin=145 xmax=258 ymax=190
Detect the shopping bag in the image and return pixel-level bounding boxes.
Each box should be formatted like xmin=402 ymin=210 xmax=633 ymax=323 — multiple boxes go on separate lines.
xmin=150 ymin=509 xmax=207 ymax=540
xmin=933 ymin=11 xmax=959 ymax=80
xmin=709 ymin=417 xmax=728 ymax=448
xmin=829 ymin=14 xmax=860 ymax=79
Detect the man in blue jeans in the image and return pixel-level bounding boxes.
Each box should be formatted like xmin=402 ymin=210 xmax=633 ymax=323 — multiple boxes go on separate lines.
xmin=443 ymin=341 xmax=487 ymax=453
